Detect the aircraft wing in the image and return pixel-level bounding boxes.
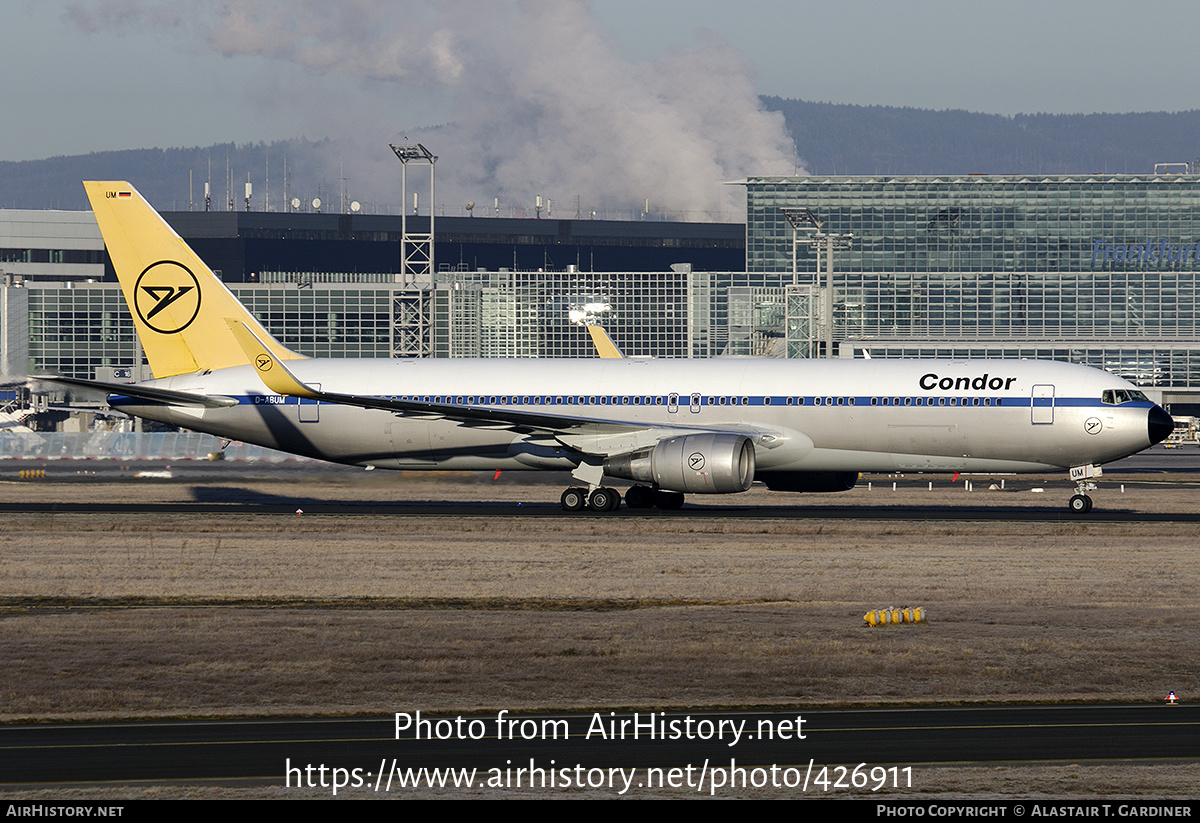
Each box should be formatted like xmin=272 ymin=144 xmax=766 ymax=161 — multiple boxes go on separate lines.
xmin=32 ymin=375 xmax=240 ymax=409
xmin=225 ymin=319 xmax=787 ymax=456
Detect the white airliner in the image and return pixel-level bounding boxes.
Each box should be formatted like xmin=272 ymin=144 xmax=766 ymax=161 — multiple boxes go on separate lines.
xmin=46 ymin=182 xmax=1173 ymax=514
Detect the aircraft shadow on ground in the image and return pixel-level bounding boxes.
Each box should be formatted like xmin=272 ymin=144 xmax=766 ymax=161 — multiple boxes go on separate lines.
xmin=185 ymin=485 xmax=517 ymax=509
xmin=182 ymin=486 xmax=1158 ymax=520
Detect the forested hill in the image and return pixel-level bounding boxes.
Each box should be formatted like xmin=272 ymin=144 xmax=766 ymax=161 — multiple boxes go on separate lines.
xmin=4 ymin=104 xmax=1200 ymax=211
xmin=762 ymin=97 xmax=1200 ymax=176
xmin=0 ymin=139 xmax=339 ymax=211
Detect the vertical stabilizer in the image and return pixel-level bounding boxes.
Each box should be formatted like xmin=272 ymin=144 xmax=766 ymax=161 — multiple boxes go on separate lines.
xmin=84 ymin=181 xmax=303 ymax=377
xmin=586 ymin=325 xmax=624 ymax=358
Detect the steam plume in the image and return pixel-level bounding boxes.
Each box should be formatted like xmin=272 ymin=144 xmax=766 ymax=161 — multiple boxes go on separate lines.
xmin=71 ymin=0 xmax=802 ymax=219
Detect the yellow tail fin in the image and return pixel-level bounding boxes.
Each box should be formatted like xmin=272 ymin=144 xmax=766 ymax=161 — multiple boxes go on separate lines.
xmin=84 ymin=181 xmax=304 ymax=378
xmin=586 ymin=325 xmax=624 ymax=358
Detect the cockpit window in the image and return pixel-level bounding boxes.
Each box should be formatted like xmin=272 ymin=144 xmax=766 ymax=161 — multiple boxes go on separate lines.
xmin=1101 ymin=388 xmax=1149 ymax=405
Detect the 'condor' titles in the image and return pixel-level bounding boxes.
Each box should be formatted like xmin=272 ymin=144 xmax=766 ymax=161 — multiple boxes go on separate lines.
xmin=919 ymin=373 xmax=1018 ymax=392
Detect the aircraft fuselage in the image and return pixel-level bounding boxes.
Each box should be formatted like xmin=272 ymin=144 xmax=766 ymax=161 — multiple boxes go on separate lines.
xmin=111 ymin=356 xmax=1165 ymax=477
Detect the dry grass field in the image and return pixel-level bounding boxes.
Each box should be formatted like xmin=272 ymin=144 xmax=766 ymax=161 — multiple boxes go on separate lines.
xmin=1 ymin=462 xmax=1198 ymax=797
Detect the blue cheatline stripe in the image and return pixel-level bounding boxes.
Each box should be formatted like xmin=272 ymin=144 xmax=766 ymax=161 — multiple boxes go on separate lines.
xmin=193 ymin=393 xmax=1151 ymax=412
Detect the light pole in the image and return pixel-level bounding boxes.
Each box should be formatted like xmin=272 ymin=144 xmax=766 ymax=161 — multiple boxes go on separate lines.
xmin=389 ymin=143 xmax=437 ymax=286
xmin=781 ymin=208 xmax=852 ymax=358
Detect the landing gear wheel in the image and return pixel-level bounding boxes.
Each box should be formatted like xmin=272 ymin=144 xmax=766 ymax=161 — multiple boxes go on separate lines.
xmin=588 ymin=487 xmax=619 ymax=512
xmin=561 ymin=487 xmax=587 ymax=512
xmin=1068 ymin=493 xmax=1093 ymax=514
xmin=623 ymin=485 xmax=655 ymax=509
xmin=654 ymin=490 xmax=685 ymax=510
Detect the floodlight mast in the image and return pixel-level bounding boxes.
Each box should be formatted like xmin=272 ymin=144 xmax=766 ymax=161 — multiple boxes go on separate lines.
xmin=781 ymin=208 xmax=852 ymax=359
xmin=390 ymin=143 xmax=438 ymax=286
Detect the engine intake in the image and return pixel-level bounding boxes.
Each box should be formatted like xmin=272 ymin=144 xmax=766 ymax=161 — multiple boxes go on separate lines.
xmin=605 ymin=433 xmax=755 ymax=494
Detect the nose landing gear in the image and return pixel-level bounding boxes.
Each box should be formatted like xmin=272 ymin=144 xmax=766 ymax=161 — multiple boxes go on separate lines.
xmin=1067 ymin=464 xmax=1101 ymax=514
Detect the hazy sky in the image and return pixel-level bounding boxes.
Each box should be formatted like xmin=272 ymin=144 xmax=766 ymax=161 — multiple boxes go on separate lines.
xmin=7 ymin=0 xmax=1200 ymax=164
xmin=7 ymin=0 xmax=1200 ymax=216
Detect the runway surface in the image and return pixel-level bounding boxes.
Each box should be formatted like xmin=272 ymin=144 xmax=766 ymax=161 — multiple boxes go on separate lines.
xmin=3 ymin=704 xmax=1196 ymax=791
xmin=3 ymin=446 xmax=1198 ymax=795
xmin=2 ymin=498 xmax=1200 ymax=523
xmin=3 ymin=445 xmax=1198 ymax=523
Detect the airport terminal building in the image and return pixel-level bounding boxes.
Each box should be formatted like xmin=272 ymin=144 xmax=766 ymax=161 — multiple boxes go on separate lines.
xmin=5 ymin=172 xmax=1200 ymax=412
xmin=747 ymin=173 xmax=1200 ymax=410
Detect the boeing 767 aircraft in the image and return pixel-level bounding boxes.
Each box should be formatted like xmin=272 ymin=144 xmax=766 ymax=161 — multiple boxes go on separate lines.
xmin=42 ymin=182 xmax=1173 ymax=514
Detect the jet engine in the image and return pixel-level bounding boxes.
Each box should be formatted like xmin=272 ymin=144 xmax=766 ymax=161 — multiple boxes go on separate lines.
xmin=757 ymin=471 xmax=859 ymax=493
xmin=605 ymin=433 xmax=755 ymax=494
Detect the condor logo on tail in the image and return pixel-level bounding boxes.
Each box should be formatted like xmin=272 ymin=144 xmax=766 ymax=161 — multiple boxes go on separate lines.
xmin=134 ymin=261 xmax=202 ymax=334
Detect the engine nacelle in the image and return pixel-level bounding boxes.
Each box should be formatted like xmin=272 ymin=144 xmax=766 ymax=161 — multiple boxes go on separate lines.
xmin=757 ymin=470 xmax=859 ymax=493
xmin=605 ymin=433 xmax=756 ymax=494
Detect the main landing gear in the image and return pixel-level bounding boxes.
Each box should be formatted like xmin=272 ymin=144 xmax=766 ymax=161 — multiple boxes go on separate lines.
xmin=560 ymin=486 xmax=620 ymax=512
xmin=558 ymin=484 xmax=687 ymax=513
xmin=629 ymin=485 xmax=685 ymax=510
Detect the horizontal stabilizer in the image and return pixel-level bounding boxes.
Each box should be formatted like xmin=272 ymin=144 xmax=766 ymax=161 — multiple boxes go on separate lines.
xmin=33 ymin=376 xmax=239 ymax=408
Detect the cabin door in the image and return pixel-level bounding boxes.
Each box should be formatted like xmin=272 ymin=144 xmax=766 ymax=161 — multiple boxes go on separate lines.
xmin=1031 ymin=384 xmax=1055 ymax=425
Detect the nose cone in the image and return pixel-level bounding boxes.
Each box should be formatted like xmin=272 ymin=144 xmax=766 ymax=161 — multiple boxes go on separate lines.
xmin=1148 ymin=405 xmax=1174 ymax=445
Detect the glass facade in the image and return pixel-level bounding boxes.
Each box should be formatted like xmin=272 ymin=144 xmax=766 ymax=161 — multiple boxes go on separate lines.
xmin=747 ymin=174 xmax=1200 ymax=275
xmin=746 ymin=175 xmax=1200 ymax=399
xmin=20 ymin=273 xmax=762 ymax=378
xmin=431 ymin=270 xmax=706 ymax=359
xmin=14 ymin=175 xmax=1200 ymax=405
xmin=28 ymin=285 xmax=136 ymax=379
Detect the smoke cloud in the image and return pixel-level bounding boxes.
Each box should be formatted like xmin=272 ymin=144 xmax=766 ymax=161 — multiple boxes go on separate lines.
xmin=70 ymin=0 xmax=802 ymax=219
